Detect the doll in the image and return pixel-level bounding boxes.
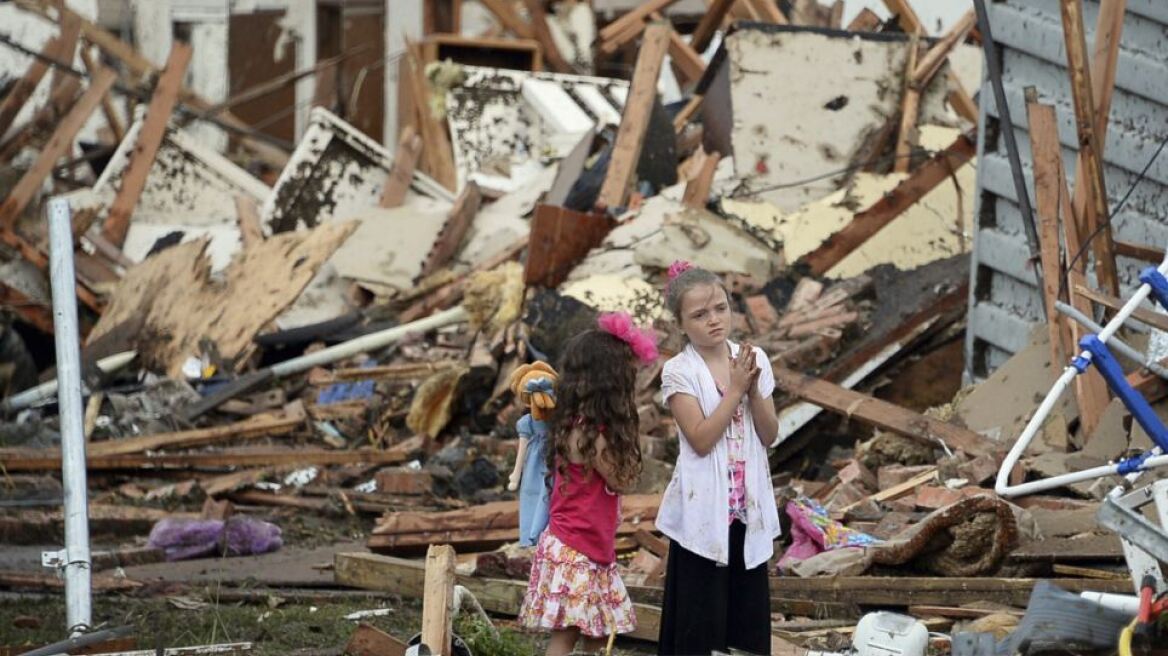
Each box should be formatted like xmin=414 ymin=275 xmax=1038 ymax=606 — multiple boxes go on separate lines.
xmin=507 ymin=361 xmax=558 ymax=547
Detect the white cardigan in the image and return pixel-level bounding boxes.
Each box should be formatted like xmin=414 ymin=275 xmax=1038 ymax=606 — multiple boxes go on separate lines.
xmin=655 ymin=341 xmax=782 ymax=570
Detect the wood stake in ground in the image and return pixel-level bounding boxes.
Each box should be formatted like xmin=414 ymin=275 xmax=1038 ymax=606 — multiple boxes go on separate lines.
xmin=597 ymin=22 xmax=671 ymax=210
xmin=421 ymin=544 xmax=456 ymax=656
xmin=104 ymin=41 xmax=193 ymax=247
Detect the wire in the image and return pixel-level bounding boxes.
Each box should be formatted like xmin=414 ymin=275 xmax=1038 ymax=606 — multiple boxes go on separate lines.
xmin=727 ymin=146 xmax=943 ymax=197
xmin=1056 ymin=130 xmax=1168 ymax=306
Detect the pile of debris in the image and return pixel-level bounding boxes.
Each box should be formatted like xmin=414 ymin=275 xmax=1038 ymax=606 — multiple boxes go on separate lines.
xmin=1 ymin=0 xmax=1162 ymax=654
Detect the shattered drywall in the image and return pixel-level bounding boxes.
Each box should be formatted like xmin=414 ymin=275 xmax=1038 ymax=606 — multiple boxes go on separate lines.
xmin=561 ymin=275 xmax=664 ymax=325
xmin=724 ymin=125 xmax=973 ymax=279
xmin=707 ymin=25 xmax=953 ymax=212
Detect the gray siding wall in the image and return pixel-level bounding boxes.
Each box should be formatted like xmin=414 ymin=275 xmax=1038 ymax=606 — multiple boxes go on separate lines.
xmin=966 ymin=0 xmax=1168 ymax=379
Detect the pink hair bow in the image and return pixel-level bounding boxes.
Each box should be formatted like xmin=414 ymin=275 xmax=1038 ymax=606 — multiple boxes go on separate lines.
xmin=597 ymin=311 xmax=659 ymax=365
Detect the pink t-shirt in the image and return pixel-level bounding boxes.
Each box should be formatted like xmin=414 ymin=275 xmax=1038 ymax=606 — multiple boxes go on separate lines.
xmin=547 ymin=462 xmax=620 ymax=565
xmin=716 ymin=382 xmax=749 ymax=524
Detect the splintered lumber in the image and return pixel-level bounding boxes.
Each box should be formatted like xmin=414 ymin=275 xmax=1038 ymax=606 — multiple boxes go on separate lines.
xmin=346 ymin=624 xmax=408 ymax=656
xmin=104 ymin=42 xmax=192 ymax=247
xmin=799 ymin=130 xmax=976 ymax=276
xmin=0 ymin=34 xmax=64 ymax=137
xmin=882 ymin=0 xmax=924 ymax=34
xmin=673 ymin=94 xmax=703 ymax=133
xmin=1026 ymin=95 xmax=1073 ymax=366
xmin=596 ymin=22 xmax=671 ymax=210
xmin=598 ymin=0 xmax=681 ymax=43
xmin=683 ymin=150 xmax=721 ymax=209
xmin=0 ymin=446 xmax=415 ymax=472
xmin=848 ymin=8 xmax=883 ymax=31
xmin=1074 ymin=284 xmax=1168 ymax=334
xmin=912 ymin=10 xmax=975 ymax=87
xmin=380 ymin=125 xmax=423 ymax=208
xmin=399 ymin=235 xmax=528 ymax=322
xmin=419 ymin=182 xmax=482 ymax=280
xmin=78 ymin=44 xmax=124 ymax=143
xmin=369 ymin=494 xmax=660 ymax=554
xmin=654 ymin=14 xmax=705 ymax=87
xmin=1059 ymin=0 xmax=1119 ymax=297
xmin=893 ymin=30 xmax=922 ymax=174
xmin=0 ymin=67 xmax=116 ymax=231
xmin=773 ymin=367 xmax=997 ymax=457
xmin=744 ymin=0 xmax=787 ymax=24
xmin=770 ymin=576 xmax=1129 ymax=608
xmin=479 ymin=0 xmax=535 ymax=40
xmin=335 ymin=552 xmax=663 ymax=642
xmin=86 ymin=221 xmax=357 ymax=378
xmin=838 ymin=467 xmax=938 ymax=514
xmin=422 ymin=545 xmax=457 ymax=656
xmin=691 ymin=0 xmax=735 ymax=53
xmin=1115 ymin=239 xmax=1162 ymax=264
xmin=404 ymin=40 xmax=457 ymax=192
xmin=86 ymin=405 xmax=306 ymax=458
xmin=234 ymin=195 xmax=264 ymax=248
xmin=521 ymin=0 xmax=571 ymax=73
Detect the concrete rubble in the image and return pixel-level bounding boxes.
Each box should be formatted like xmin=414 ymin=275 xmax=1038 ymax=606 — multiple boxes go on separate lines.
xmin=0 ymin=0 xmax=1163 ymax=654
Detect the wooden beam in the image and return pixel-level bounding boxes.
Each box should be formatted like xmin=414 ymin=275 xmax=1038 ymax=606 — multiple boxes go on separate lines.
xmin=947 ymin=74 xmax=980 ymax=124
xmin=404 ymin=40 xmax=458 ymax=193
xmin=398 ymin=235 xmax=527 ymax=323
xmin=234 ymin=195 xmax=263 ymax=249
xmin=1060 ymin=0 xmax=1119 ymax=297
xmin=48 ymin=11 xmax=82 ymax=96
xmin=596 ymin=22 xmax=671 ymax=211
xmin=773 ymin=366 xmax=997 ymax=457
xmin=912 ymin=10 xmax=975 ymax=87
xmin=838 ymin=468 xmax=938 ymax=514
xmin=771 ymin=576 xmax=1128 ymax=608
xmin=103 ymin=42 xmax=192 ymax=247
xmin=893 ymin=30 xmax=922 ymax=174
xmin=422 ymin=545 xmax=456 ymax=656
xmin=380 ymin=125 xmax=423 ymax=208
xmin=882 ymin=0 xmax=923 ymax=34
xmin=78 ymin=43 xmax=124 ymax=143
xmin=1074 ymin=284 xmax=1168 ymax=334
xmin=335 ymin=552 xmax=664 ymax=642
xmin=0 ymin=281 xmax=55 ymax=334
xmin=744 ymin=0 xmax=787 ymax=23
xmin=345 ymin=624 xmax=408 ymax=656
xmin=0 ymin=74 xmax=80 ymax=164
xmin=0 ymin=230 xmax=103 ymax=313
xmin=0 ymin=35 xmax=64 ymax=138
xmin=1114 ymin=239 xmax=1162 ymax=264
xmin=0 ymin=445 xmax=416 ymax=472
xmin=682 ymin=150 xmax=720 ymax=209
xmin=799 ymin=130 xmax=976 ymax=276
xmin=88 ymin=405 xmax=305 ymax=458
xmin=521 ymin=0 xmax=572 ymax=73
xmin=321 ymin=361 xmax=462 ymax=383
xmin=673 ymin=94 xmax=704 ymax=134
xmin=692 ymin=0 xmax=736 ymax=53
xmin=847 ymin=7 xmax=883 ymax=31
xmin=479 ymin=0 xmax=535 ymax=40
xmin=1060 ymin=158 xmax=1111 ymax=438
xmin=418 ymin=182 xmax=482 ymax=281
xmin=599 ymin=0 xmax=681 ymax=42
xmin=1026 ymin=94 xmax=1074 ymax=366
xmin=0 ymin=66 xmax=116 ymax=231
xmin=653 ymin=14 xmax=706 ymax=87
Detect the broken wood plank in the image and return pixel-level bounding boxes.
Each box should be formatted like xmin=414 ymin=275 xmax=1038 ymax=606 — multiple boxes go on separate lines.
xmin=524 ymin=205 xmax=612 ymax=288
xmin=0 ymin=74 xmax=81 ymax=164
xmin=744 ymin=0 xmax=787 ymax=24
xmin=322 ymin=361 xmax=463 ymax=383
xmin=893 ymin=29 xmax=921 ymax=175
xmin=0 ymin=570 xmax=142 ymax=593
xmin=48 ymin=11 xmax=82 ymax=96
xmin=478 ymin=0 xmax=535 ymax=40
xmin=422 ymin=545 xmax=457 ymax=656
xmin=399 ymin=235 xmax=528 ymax=323
xmin=770 ymin=576 xmax=1128 ymax=608
xmin=404 ymin=40 xmax=458 ymax=192
xmin=682 ymin=150 xmax=720 ymax=209
xmin=345 ymin=623 xmax=408 ymax=656
xmin=0 ymin=445 xmax=415 ymax=472
xmin=882 ymin=0 xmax=924 ymax=34
xmin=521 ymin=0 xmax=571 ymax=73
xmin=635 ymin=528 xmax=669 ymax=559
xmin=234 ymin=195 xmax=263 ymax=249
xmin=0 ymin=66 xmax=116 ymax=231
xmin=86 ymin=405 xmax=305 ymax=458
xmin=0 ymin=34 xmax=64 ymax=138
xmin=1114 ymin=239 xmax=1162 ymax=264
xmin=418 ymin=182 xmax=482 ymax=281
xmin=838 ymin=467 xmax=937 ymax=514
xmin=335 ymin=552 xmax=664 ymax=642
xmin=773 ymin=367 xmax=996 ymax=457
xmin=103 ymin=41 xmax=192 ymax=247
xmin=1074 ymin=284 xmax=1168 ymax=334
xmin=1052 ymin=563 xmax=1129 ymax=580
xmin=673 ymin=94 xmax=703 ymax=134
xmin=1060 ymin=0 xmax=1119 ymax=297
xmin=947 ymin=73 xmax=980 ymax=123
xmin=380 ymin=125 xmax=423 ymax=208
xmin=907 ymin=605 xmax=1024 ymax=620
xmin=847 ymin=7 xmax=883 ymax=31
xmin=596 ymin=22 xmax=671 ymax=210
xmin=912 ymin=10 xmax=975 ymax=87
xmin=799 ymin=130 xmax=976 ymax=276
xmin=1026 ymin=94 xmax=1073 ymax=366
xmin=599 ymin=0 xmax=682 ymax=42
xmin=77 ymin=43 xmax=123 ymax=144
xmin=692 ymin=0 xmax=736 ymax=53
xmin=654 ymin=14 xmax=706 ymax=87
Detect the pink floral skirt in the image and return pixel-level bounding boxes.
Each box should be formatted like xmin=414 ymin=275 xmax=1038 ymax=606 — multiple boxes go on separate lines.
xmin=518 ymin=531 xmax=637 ymax=638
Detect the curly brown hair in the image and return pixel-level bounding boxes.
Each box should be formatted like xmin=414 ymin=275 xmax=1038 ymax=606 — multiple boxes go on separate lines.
xmin=545 ymin=329 xmax=643 ymax=492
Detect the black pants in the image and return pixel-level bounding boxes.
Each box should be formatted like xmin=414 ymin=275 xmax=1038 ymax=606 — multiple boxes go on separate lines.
xmin=657 ymin=521 xmax=771 ymax=655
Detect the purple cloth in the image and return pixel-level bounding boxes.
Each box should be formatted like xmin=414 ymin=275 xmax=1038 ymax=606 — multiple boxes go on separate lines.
xmin=148 ymin=516 xmax=283 ymax=561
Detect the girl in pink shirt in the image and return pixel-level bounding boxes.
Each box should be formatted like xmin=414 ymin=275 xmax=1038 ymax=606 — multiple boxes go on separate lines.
xmin=519 ymin=313 xmax=658 ymax=656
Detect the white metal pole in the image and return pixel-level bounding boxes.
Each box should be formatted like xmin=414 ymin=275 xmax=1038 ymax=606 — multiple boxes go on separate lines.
xmin=47 ymin=197 xmax=92 ymax=635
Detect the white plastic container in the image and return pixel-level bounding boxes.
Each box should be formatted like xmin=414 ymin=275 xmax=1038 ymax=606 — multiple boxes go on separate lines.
xmin=852 ymin=612 xmax=929 ymax=656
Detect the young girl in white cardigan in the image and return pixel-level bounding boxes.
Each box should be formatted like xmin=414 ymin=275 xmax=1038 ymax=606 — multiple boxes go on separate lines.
xmin=656 ymin=262 xmax=782 ymax=656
